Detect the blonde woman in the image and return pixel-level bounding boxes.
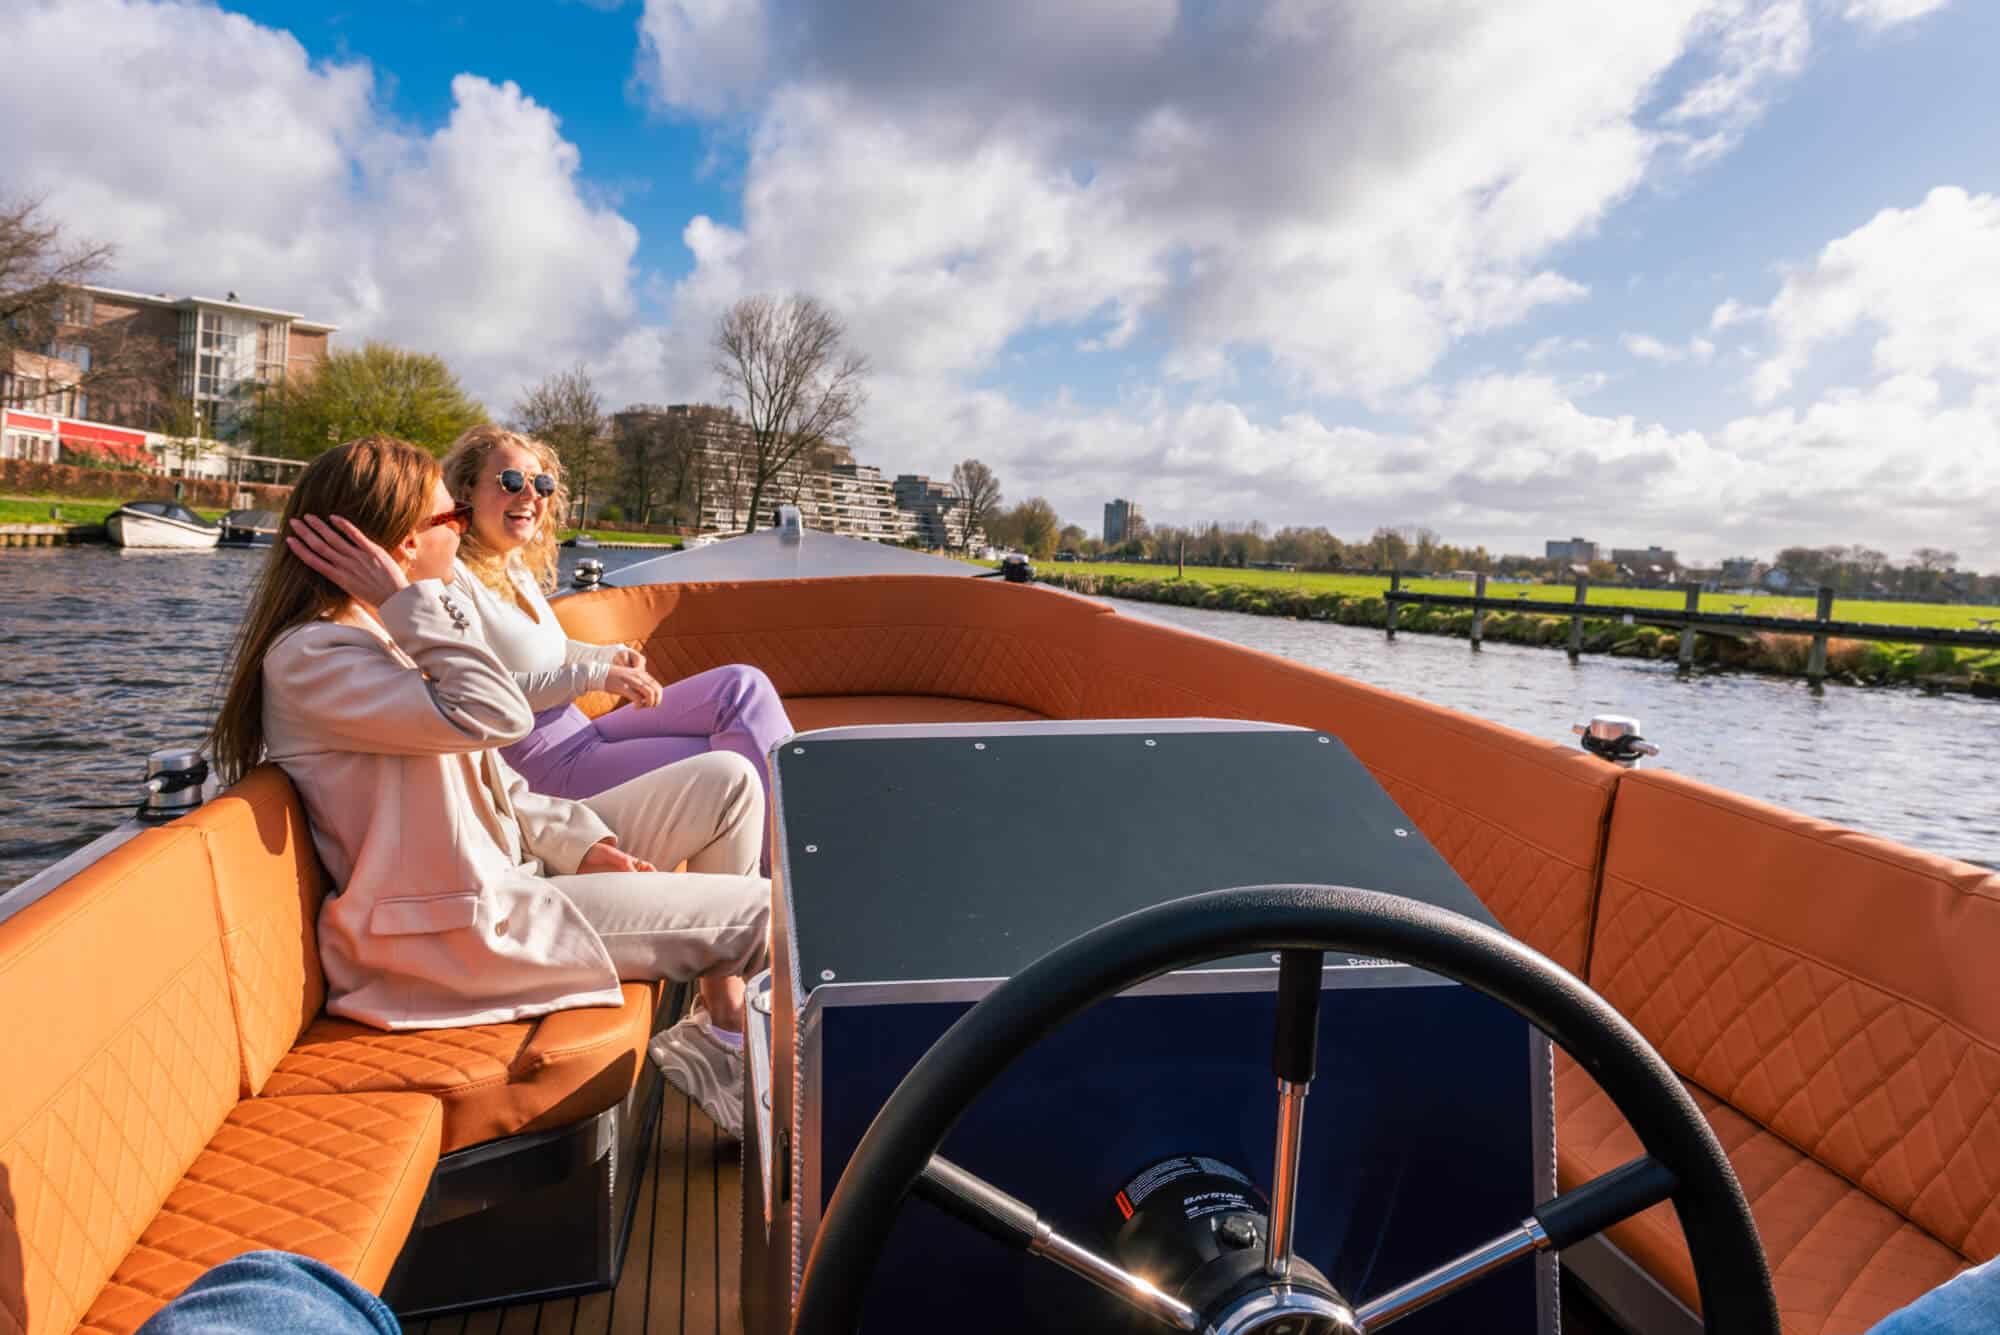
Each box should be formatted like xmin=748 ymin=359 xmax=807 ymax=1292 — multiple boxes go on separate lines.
xmin=441 ymin=425 xmax=793 ymax=871
xmin=208 ymin=435 xmax=765 ymax=1137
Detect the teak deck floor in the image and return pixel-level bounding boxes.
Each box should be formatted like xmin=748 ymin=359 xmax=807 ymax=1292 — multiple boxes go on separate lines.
xmin=408 ymin=1088 xmax=739 ymax=1335
xmin=406 ymin=1088 xmax=1624 ymax=1335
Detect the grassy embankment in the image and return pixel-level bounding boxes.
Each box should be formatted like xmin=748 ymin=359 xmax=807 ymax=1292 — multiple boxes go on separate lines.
xmin=0 ymin=495 xmax=225 ymax=526
xmin=3 ymin=495 xmax=685 ymax=548
xmin=1027 ymin=560 xmax=2000 ymax=692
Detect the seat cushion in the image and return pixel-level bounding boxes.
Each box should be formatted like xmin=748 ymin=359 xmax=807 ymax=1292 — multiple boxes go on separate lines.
xmin=784 ymin=693 xmax=1047 ymax=733
xmin=260 ymin=983 xmax=656 ymax=1153
xmin=74 ymin=1091 xmax=442 ymax=1335
xmin=1556 ymin=1052 xmax=1966 ymax=1333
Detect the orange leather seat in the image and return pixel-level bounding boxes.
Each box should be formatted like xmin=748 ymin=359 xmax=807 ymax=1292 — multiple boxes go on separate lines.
xmin=1573 ymin=770 xmax=2000 ymax=1333
xmin=184 ymin=768 xmax=660 ymax=1153
xmin=76 ymin=1092 xmax=442 ymax=1335
xmin=0 ymin=827 xmax=442 ymax=1335
xmin=264 ymin=984 xmax=656 ymax=1154
xmin=784 ymin=694 xmax=1045 ymax=732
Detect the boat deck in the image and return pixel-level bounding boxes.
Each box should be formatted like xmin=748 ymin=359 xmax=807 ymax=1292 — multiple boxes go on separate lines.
xmin=406 ymin=1086 xmax=1624 ymax=1335
xmin=408 ymin=1089 xmax=740 ymax=1335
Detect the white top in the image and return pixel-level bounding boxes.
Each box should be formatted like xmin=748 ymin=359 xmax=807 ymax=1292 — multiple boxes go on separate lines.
xmin=452 ymin=557 xmax=619 ymax=710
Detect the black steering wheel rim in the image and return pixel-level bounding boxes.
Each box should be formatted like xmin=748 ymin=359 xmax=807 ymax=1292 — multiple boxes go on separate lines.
xmin=792 ymin=884 xmax=1777 ymax=1334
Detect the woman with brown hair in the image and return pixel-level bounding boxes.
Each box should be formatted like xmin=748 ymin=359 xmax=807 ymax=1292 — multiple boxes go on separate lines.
xmin=208 ymin=434 xmax=766 ymax=1137
xmin=440 ymin=425 xmax=793 ymax=871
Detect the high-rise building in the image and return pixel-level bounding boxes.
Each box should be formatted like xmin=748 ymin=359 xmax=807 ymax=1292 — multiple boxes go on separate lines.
xmin=1 ymin=284 xmax=334 ymax=471
xmin=816 ymin=462 xmax=912 ymax=543
xmin=1544 ymin=537 xmax=1599 ymax=564
xmin=1103 ymin=497 xmax=1143 ymax=546
xmin=894 ymin=474 xmax=984 ymax=550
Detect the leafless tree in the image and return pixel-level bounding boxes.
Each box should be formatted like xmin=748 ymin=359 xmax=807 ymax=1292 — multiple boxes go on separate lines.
xmin=712 ymin=294 xmax=868 ymax=532
xmin=0 ymin=196 xmax=175 ymax=421
xmin=513 ymin=364 xmax=606 ymax=522
xmin=950 ymin=458 xmax=1002 ymax=552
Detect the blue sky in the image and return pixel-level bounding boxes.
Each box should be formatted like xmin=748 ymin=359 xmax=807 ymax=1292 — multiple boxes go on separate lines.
xmin=6 ymin=0 xmax=1997 ymax=565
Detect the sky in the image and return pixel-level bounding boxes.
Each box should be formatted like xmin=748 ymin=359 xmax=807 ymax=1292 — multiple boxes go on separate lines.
xmin=4 ymin=0 xmax=1997 ymax=566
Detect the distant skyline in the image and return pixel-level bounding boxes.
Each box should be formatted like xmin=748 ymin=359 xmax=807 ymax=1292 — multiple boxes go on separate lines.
xmin=4 ymin=0 xmax=1996 ymax=566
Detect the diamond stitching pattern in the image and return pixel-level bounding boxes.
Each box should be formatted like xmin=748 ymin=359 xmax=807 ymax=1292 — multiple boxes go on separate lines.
xmin=2 ymin=949 xmax=238 ymax=1335
xmin=1555 ymin=1052 xmax=1969 ymax=1332
xmin=1591 ymin=877 xmax=2000 ymax=1258
xmin=73 ymin=1093 xmax=440 ymax=1335
xmin=262 ymin=1018 xmax=527 ymax=1098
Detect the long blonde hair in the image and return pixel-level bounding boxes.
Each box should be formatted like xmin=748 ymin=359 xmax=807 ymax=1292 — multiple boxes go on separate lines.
xmin=209 ymin=435 xmax=441 ymax=783
xmin=441 ymin=424 xmax=567 ymax=595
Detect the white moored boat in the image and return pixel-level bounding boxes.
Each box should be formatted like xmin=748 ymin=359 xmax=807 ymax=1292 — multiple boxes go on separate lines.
xmin=105 ymin=500 xmax=221 ymax=549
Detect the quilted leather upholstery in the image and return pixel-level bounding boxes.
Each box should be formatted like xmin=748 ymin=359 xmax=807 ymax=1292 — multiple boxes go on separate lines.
xmin=1556 ymin=1051 xmax=1965 ymax=1333
xmin=263 ymin=982 xmax=655 ymax=1152
xmin=784 ymin=694 xmax=1046 ymax=733
xmin=180 ymin=767 xmax=330 ymax=1096
xmin=75 ymin=1092 xmax=442 ymax=1334
xmin=555 ymin=576 xmax=1108 ymax=719
xmin=0 ymin=830 xmax=241 ymax=1335
xmin=1592 ymin=771 xmax=2000 ymax=1258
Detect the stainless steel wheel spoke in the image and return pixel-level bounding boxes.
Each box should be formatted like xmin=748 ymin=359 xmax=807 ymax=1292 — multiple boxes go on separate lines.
xmin=1266 ymin=948 xmax=1324 ymax=1279
xmin=914 ymin=1156 xmax=1201 ymax=1332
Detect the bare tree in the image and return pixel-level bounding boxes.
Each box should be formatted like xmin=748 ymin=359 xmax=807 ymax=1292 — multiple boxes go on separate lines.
xmin=712 ymin=294 xmax=868 ymax=532
xmin=950 ymin=458 xmax=1002 ymax=553
xmin=0 ymin=196 xmax=175 ymax=422
xmin=513 ymin=364 xmax=606 ymax=523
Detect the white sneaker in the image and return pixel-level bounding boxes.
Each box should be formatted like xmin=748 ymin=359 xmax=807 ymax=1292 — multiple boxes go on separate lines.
xmin=651 ymin=1017 xmax=745 ymax=1141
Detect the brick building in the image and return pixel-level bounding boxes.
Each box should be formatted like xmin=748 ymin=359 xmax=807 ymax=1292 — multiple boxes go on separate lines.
xmin=1 ymin=284 xmax=333 ymax=473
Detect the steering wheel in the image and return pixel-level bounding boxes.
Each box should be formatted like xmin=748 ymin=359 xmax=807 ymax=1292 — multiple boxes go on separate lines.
xmin=791 ymin=885 xmax=1777 ymax=1334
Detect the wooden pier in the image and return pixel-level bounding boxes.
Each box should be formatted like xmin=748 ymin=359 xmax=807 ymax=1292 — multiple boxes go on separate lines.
xmin=0 ymin=523 xmax=78 ymax=547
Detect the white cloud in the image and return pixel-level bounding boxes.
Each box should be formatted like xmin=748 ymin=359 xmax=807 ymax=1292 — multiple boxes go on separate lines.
xmin=1660 ymin=0 xmax=1809 ymax=163
xmin=1622 ymin=332 xmax=1717 ymax=363
xmin=1752 ymin=186 xmax=2000 ymax=401
xmin=1842 ymin=0 xmax=1951 ymax=31
xmin=1711 ymin=297 xmax=1761 ymax=329
xmin=0 ymin=0 xmax=644 ymax=409
xmin=645 ymin=0 xmax=1811 ymax=402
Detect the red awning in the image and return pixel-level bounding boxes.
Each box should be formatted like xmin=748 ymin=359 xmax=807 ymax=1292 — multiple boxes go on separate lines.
xmin=58 ymin=420 xmax=148 ymax=449
xmin=3 ymin=411 xmax=55 ymax=432
xmin=58 ymin=430 xmax=153 ymax=468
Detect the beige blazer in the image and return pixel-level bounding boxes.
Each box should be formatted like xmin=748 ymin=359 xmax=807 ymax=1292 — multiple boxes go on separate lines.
xmin=262 ymin=578 xmax=627 ymax=1030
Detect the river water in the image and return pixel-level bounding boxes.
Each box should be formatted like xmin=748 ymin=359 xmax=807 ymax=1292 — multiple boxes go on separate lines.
xmin=1 ymin=546 xmax=1993 ymax=892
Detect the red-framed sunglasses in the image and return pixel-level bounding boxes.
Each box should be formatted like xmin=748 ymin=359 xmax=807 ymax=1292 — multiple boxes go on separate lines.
xmin=422 ymin=502 xmax=475 ymax=535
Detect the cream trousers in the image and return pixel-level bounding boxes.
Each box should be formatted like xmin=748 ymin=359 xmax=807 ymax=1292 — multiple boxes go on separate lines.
xmin=550 ymin=750 xmax=772 ymax=983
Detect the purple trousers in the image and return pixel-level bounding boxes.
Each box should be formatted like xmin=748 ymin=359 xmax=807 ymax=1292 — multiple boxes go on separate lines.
xmin=502 ymin=664 xmax=794 ymax=870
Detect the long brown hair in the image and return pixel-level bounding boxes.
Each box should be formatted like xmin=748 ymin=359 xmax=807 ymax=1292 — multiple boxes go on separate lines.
xmin=441 ymin=424 xmax=568 ymax=595
xmin=208 ymin=435 xmax=441 ymax=783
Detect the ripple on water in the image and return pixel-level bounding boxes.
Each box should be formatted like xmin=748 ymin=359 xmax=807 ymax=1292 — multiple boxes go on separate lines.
xmin=1 ymin=555 xmax=1995 ymax=888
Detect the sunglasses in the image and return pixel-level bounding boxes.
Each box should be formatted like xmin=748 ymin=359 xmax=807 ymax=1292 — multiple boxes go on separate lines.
xmin=423 ymin=502 xmax=475 ymax=535
xmin=497 ymin=469 xmax=558 ymax=497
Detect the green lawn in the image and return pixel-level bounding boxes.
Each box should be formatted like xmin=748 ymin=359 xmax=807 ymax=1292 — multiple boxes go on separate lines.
xmin=1026 ymin=559 xmax=2000 ymax=630
xmin=0 ymin=494 xmax=225 ymax=526
xmin=561 ymin=528 xmax=685 ymax=547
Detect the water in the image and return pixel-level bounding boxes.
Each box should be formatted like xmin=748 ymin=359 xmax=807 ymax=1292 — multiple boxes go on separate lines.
xmin=0 ymin=550 xmax=1993 ymax=891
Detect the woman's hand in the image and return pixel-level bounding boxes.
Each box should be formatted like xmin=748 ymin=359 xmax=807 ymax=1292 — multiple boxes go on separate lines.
xmin=605 ymin=663 xmax=663 ymax=709
xmin=577 ymin=838 xmax=656 ymax=875
xmin=609 ymin=646 xmax=646 ymax=670
xmin=286 ymin=514 xmax=409 ymax=607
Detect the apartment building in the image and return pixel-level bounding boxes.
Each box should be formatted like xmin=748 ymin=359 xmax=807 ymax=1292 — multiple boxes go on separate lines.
xmin=1 ymin=284 xmax=333 ymax=471
xmin=1103 ymin=497 xmax=1143 ymax=546
xmin=816 ymin=462 xmax=912 ymax=543
xmin=894 ymin=473 xmax=983 ymax=550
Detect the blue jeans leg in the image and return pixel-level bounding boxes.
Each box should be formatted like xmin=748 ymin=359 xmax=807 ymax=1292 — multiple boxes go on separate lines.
xmin=136 ymin=1251 xmax=400 ymax=1335
xmin=1869 ymin=1256 xmax=2000 ymax=1334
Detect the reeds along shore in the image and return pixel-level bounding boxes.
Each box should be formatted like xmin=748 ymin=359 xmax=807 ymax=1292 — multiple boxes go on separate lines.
xmin=1040 ymin=571 xmax=2000 ymax=698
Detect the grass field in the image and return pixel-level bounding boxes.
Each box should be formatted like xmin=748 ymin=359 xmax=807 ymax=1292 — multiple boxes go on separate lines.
xmin=1031 ymin=560 xmax=2000 ymax=631
xmin=0 ymin=494 xmax=225 ymax=526
xmin=560 ymin=528 xmax=684 ymax=546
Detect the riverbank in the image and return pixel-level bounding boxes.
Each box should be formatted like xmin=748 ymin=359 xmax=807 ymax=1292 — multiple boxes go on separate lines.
xmin=1039 ymin=569 xmax=2000 ymax=697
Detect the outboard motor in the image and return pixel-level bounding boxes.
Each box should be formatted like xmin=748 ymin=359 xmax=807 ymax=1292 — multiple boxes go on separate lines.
xmin=1571 ymin=714 xmax=1659 ymax=768
xmin=976 ymin=552 xmax=1036 ymax=583
xmin=139 ymin=746 xmax=209 ymax=823
xmin=572 ymin=557 xmax=605 ymax=590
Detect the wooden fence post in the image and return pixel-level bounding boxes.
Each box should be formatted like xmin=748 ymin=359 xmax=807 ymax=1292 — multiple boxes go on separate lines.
xmin=1471 ymin=572 xmax=1488 ymax=651
xmin=1678 ymin=585 xmax=1700 ymax=671
xmin=1386 ymin=569 xmax=1401 ymax=640
xmin=1808 ymin=587 xmax=1835 ymax=683
xmin=1568 ymin=576 xmax=1588 ymax=660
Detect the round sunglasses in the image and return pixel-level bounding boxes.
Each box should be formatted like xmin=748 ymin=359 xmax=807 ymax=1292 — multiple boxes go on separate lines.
xmin=497 ymin=468 xmax=558 ymax=497
xmin=422 ymin=502 xmax=475 ymax=535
